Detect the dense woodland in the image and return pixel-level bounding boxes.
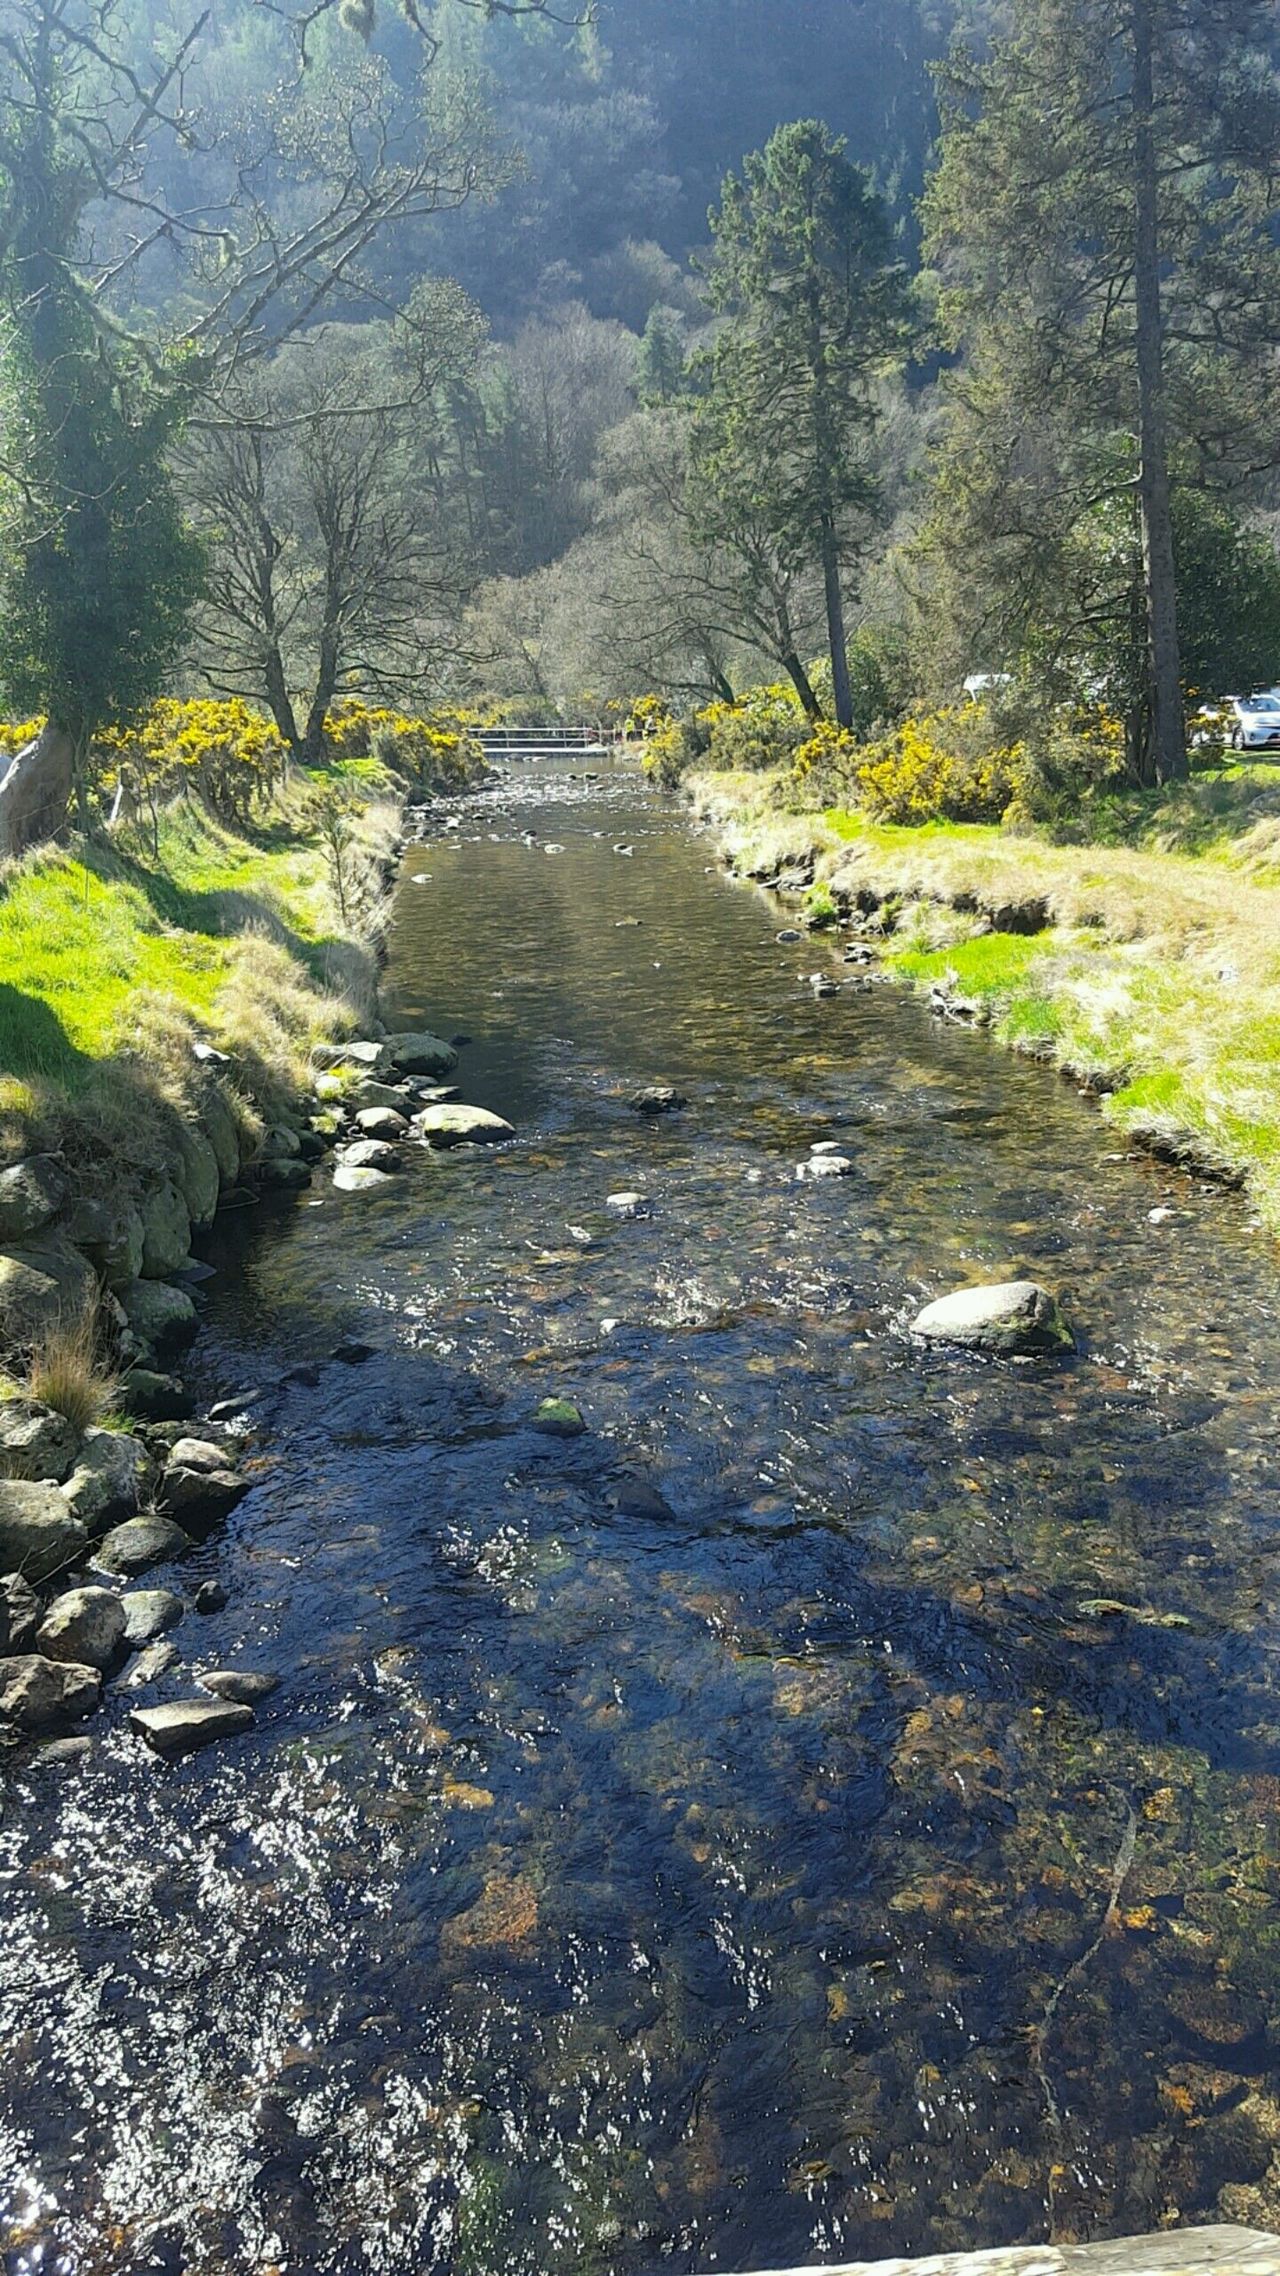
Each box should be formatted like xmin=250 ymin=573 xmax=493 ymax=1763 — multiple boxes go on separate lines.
xmin=5 ymin=0 xmax=1280 ymax=833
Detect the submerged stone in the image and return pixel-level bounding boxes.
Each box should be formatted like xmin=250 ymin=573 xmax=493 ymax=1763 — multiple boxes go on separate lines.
xmin=199 ymin=1668 xmax=280 ymax=1705
xmin=416 ymin=1104 xmax=514 ymax=1148
xmin=910 ymin=1279 xmax=1075 ymax=1356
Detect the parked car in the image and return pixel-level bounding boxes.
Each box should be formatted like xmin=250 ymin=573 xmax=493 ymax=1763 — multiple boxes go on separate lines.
xmin=1225 ymin=694 xmax=1280 ymax=749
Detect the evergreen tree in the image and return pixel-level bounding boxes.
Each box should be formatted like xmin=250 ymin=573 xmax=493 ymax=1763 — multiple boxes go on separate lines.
xmin=692 ymin=121 xmax=914 ymax=727
xmin=924 ymin=0 xmax=1280 ymax=784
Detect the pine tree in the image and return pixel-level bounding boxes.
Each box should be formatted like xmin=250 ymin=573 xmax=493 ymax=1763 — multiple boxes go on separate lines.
xmin=692 ymin=121 xmax=914 ymax=729
xmin=924 ymin=0 xmax=1280 ymax=785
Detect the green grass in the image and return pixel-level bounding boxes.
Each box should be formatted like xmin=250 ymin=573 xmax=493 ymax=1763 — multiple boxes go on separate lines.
xmin=0 ymin=802 xmax=336 ymax=1088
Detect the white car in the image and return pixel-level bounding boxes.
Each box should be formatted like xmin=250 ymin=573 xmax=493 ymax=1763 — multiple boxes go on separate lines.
xmin=1226 ymin=694 xmax=1280 ymax=749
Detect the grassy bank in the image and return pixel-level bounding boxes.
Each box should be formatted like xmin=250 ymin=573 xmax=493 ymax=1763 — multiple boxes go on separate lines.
xmin=689 ymin=761 xmax=1280 ymax=1226
xmin=0 ymin=778 xmax=399 ymax=1199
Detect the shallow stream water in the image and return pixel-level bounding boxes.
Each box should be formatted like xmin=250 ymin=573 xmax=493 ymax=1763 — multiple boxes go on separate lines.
xmin=4 ymin=758 xmax=1280 ymax=2275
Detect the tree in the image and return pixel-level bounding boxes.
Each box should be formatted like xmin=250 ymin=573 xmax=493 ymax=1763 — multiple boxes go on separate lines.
xmin=924 ymin=0 xmax=1280 ymax=784
xmin=692 ymin=120 xmax=914 ymax=727
xmin=635 ymin=307 xmax=689 ymax=406
xmin=183 ymin=287 xmax=487 ymax=758
xmin=0 ymin=0 xmax=533 ymax=842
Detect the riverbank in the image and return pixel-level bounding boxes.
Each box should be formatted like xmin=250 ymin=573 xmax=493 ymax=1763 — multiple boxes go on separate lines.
xmin=689 ymin=762 xmax=1280 ymax=1227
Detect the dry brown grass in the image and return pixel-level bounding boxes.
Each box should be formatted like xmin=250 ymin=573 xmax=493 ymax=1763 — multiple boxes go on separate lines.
xmin=27 ymin=1302 xmax=118 ymax=1432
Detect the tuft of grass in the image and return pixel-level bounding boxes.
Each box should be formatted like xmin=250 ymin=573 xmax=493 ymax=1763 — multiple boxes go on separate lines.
xmin=27 ymin=1304 xmax=118 ymax=1433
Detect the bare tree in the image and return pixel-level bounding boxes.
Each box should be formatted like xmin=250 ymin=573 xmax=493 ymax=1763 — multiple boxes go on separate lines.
xmin=182 ymin=287 xmax=487 ymax=755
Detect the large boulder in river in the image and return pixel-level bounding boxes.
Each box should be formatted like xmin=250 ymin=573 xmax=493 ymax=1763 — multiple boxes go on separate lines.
xmin=0 ymin=1481 xmax=87 ymax=1581
xmin=337 ymin=1139 xmax=402 ymax=1174
xmin=910 ymin=1280 xmax=1075 ymax=1356
xmin=158 ymin=1462 xmax=247 ymax=1540
xmin=416 ymin=1103 xmax=514 ymax=1149
xmin=0 ymin=1653 xmax=101 ymax=1732
xmin=383 ymin=1032 xmax=459 ymax=1078
xmin=60 ymin=1429 xmax=155 ymax=1533
xmin=36 ymin=1585 xmax=126 ymax=1670
xmin=0 ymin=1156 xmax=66 ymax=1242
xmin=0 ymin=1396 xmax=80 ymax=1482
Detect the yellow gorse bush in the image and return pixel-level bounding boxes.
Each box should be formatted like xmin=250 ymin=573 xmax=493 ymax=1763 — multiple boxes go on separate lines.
xmin=848 ymin=708 xmax=1025 ymax=826
xmin=0 ymin=718 xmax=47 ymax=761
xmin=97 ymin=698 xmax=290 ymax=825
xmin=322 ymin=700 xmax=486 ymax=789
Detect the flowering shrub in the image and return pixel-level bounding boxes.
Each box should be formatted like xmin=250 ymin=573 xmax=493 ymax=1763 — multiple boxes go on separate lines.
xmin=0 ymin=718 xmax=46 ymax=761
xmin=625 ymin=694 xmax=674 ymax=739
xmin=97 ymin=699 xmax=289 ymax=826
xmin=698 ymin=684 xmax=812 ymax=772
xmin=321 ymin=702 xmax=486 ymax=792
xmin=850 ymin=708 xmax=1023 ymax=826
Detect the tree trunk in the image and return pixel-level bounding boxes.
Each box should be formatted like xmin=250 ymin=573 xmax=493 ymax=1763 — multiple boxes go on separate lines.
xmin=0 ymin=725 xmax=76 ymax=859
xmin=263 ymin=643 xmax=301 ymax=756
xmin=821 ymin=515 xmax=854 ymax=731
xmin=302 ymin=631 xmax=340 ymax=766
xmin=781 ymin=650 xmax=823 ymax=721
xmin=1132 ymin=0 xmax=1186 ymax=785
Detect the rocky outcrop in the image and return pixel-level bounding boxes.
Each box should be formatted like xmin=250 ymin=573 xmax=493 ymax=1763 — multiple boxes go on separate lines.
xmin=910 ymin=1280 xmax=1075 ymax=1356
xmin=121 ymin=1279 xmax=198 ymax=1363
xmin=139 ymin=1180 xmax=192 ymax=1280
xmin=0 ymin=1238 xmax=96 ymax=1345
xmin=0 ymin=725 xmax=75 ymax=861
xmin=0 ymin=1480 xmax=88 ymax=1582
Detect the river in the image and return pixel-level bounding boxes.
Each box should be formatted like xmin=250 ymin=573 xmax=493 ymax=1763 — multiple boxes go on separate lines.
xmin=4 ymin=754 xmax=1280 ymax=2275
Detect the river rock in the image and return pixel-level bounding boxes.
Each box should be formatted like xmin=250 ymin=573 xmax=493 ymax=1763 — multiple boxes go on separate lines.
xmin=0 ymin=1238 xmax=96 ymax=1344
xmin=60 ymin=1429 xmax=155 ymax=1532
xmin=121 ymin=1278 xmax=198 ymax=1363
xmin=0 ymin=1653 xmax=101 ymax=1731
xmin=0 ymin=1481 xmax=87 ymax=1582
xmin=171 ymin=1123 xmax=221 ymax=1231
xmin=36 ymin=1586 xmax=126 ymax=1670
xmin=0 ymin=1572 xmax=39 ymax=1653
xmin=257 ymin=1158 xmax=312 ymax=1190
xmin=333 ymin=1165 xmax=398 ymax=1194
xmin=338 ymin=1139 xmax=402 ymax=1174
xmin=353 ymin=1080 xmax=414 ymax=1113
xmin=312 ymin=1040 xmax=393 ymax=1077
xmin=119 ymin=1369 xmax=193 ymax=1424
xmin=158 ymin=1464 xmax=247 ymax=1537
xmin=167 ymin=1437 xmax=228 ymax=1475
xmin=383 ymin=1032 xmax=459 ymax=1078
xmin=355 ymin=1108 xmax=410 ymax=1141
xmin=127 ymin=1639 xmax=180 ymax=1685
xmin=0 ymin=1156 xmax=66 ymax=1242
xmin=194 ymin=1580 xmax=228 ymax=1614
xmin=130 ymin=1698 xmax=254 ymax=1760
xmin=199 ymin=1086 xmax=244 ymax=1186
xmin=96 ymin=1514 xmax=191 ymax=1578
xmin=416 ymin=1104 xmax=515 ymax=1149
xmin=910 ymin=1280 xmax=1076 ymax=1356
xmin=0 ymin=1396 xmax=80 ymax=1482
xmin=262 ymin=1125 xmax=301 ymax=1160
xmin=531 ymin=1398 xmax=587 ymax=1438
xmin=199 ymin=1668 xmax=280 ymax=1705
xmin=62 ymin=1197 xmax=145 ymax=1289
xmin=630 ymin=1086 xmax=687 ymax=1115
xmin=606 ymin=1193 xmax=648 ymax=1220
xmin=121 ymin=1588 xmax=184 ymax=1647
xmin=798 ymin=1152 xmax=855 ymax=1180
xmin=139 ymin=1179 xmax=191 ymax=1279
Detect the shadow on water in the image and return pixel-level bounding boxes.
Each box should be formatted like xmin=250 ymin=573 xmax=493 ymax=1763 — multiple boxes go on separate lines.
xmin=5 ymin=757 xmax=1280 ymax=2274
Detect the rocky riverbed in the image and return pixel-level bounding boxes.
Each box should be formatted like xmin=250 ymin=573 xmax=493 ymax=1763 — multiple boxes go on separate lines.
xmin=6 ymin=754 xmax=1280 ymax=2275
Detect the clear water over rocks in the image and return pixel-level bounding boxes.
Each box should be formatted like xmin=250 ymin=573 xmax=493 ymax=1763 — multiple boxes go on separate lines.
xmin=4 ymin=757 xmax=1280 ymax=2274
